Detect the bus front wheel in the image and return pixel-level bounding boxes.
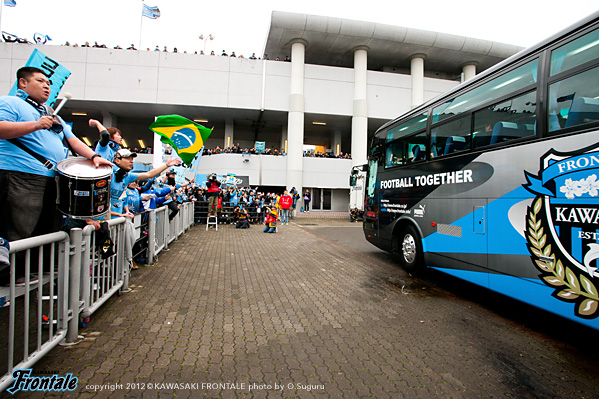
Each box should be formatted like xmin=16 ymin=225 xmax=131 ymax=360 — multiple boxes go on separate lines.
xmin=396 ymin=225 xmax=423 ymax=274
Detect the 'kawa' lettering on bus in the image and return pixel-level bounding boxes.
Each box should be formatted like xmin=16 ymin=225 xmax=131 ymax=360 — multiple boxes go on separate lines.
xmin=554 ymin=207 xmax=599 ymax=223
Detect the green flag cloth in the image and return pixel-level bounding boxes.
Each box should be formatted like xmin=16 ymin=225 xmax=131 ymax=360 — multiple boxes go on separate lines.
xmin=149 ymin=115 xmax=213 ymax=166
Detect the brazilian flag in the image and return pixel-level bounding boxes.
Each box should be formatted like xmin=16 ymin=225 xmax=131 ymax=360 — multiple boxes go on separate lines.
xmin=149 ymin=115 xmax=213 ymax=166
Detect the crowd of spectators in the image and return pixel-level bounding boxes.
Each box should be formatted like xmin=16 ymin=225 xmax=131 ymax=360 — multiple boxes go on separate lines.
xmin=81 ymin=142 xmax=351 ymax=159
xmin=126 ymin=176 xmax=295 ymax=228
xmin=303 ymin=151 xmax=351 ymax=159
xmin=202 ymin=144 xmax=351 ymax=159
xmin=59 ymin=41 xmax=292 ymax=61
xmin=3 ymin=35 xmax=295 ymax=62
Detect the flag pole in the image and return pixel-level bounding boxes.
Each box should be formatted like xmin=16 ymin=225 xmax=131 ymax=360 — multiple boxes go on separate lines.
xmin=0 ymin=1 xmax=4 ymax=40
xmin=138 ymin=0 xmax=144 ymax=50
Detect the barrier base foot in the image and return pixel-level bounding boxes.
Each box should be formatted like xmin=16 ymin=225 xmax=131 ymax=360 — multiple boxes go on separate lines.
xmin=120 ymin=287 xmax=132 ymax=294
xmin=60 ymin=335 xmax=84 ymax=346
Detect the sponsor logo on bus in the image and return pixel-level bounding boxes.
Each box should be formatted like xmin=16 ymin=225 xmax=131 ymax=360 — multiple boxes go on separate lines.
xmin=524 ymin=145 xmax=599 ymax=319
xmin=413 ymin=205 xmax=426 ymax=218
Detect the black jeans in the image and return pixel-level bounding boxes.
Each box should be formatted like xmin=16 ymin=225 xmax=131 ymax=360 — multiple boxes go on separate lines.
xmin=0 ymin=170 xmax=61 ymax=241
xmin=167 ymin=201 xmax=179 ymax=221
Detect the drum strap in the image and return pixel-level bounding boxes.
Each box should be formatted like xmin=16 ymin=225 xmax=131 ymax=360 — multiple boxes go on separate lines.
xmin=7 ymin=138 xmax=54 ymax=170
xmin=8 ymin=91 xmax=79 ymax=170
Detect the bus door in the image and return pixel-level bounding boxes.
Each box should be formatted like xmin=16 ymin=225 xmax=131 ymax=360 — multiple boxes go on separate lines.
xmin=363 ymin=159 xmax=379 ymax=240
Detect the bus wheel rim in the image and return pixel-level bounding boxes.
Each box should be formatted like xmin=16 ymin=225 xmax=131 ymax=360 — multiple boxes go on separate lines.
xmin=402 ymin=234 xmax=416 ymax=263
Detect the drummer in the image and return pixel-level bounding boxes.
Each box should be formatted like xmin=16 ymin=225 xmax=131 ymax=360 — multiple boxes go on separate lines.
xmin=89 ymin=118 xmax=122 ymax=161
xmin=0 ymin=67 xmax=113 ymax=284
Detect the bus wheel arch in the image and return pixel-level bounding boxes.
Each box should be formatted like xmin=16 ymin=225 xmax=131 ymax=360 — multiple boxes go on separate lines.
xmin=392 ymin=219 xmax=424 ymax=274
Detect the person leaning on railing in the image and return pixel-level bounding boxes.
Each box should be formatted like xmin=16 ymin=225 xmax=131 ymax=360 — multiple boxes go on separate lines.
xmin=0 ymin=67 xmax=113 ymax=284
xmin=111 ymin=149 xmax=181 ymax=270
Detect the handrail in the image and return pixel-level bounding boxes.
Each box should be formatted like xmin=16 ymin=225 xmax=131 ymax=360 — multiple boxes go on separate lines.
xmin=0 ymin=203 xmax=194 ymax=392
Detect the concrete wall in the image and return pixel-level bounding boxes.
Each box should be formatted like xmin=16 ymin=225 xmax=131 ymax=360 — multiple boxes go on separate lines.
xmin=186 ymin=153 xmax=352 ymax=189
xmin=0 ymin=43 xmax=458 ymax=119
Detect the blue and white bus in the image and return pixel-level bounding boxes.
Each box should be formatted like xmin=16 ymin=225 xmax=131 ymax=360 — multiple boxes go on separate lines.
xmin=364 ymin=11 xmax=599 ymax=330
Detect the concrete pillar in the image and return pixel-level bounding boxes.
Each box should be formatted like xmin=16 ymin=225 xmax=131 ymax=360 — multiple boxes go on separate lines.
xmin=281 ymin=125 xmax=288 ymax=154
xmin=101 ymin=111 xmax=117 ymax=127
xmin=410 ymin=54 xmax=425 ymax=109
xmin=462 ymin=63 xmax=477 ymax=82
xmin=332 ymin=129 xmax=342 ymax=156
xmin=286 ymin=40 xmax=307 ymax=193
xmin=224 ymin=119 xmax=234 ymax=149
xmin=352 ymin=47 xmax=368 ymax=167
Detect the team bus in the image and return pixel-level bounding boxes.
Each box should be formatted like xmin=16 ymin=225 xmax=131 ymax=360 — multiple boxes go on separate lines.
xmin=364 ymin=11 xmax=599 ymax=330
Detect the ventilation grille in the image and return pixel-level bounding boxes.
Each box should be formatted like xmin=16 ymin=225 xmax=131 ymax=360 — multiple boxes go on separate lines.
xmin=437 ymin=224 xmax=462 ymax=237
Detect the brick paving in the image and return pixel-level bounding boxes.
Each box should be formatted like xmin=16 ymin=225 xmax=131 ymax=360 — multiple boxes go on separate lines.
xmin=5 ymin=219 xmax=599 ymax=398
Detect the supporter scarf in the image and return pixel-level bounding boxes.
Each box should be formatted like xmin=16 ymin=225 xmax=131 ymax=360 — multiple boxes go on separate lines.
xmin=16 ymin=89 xmax=47 ymax=115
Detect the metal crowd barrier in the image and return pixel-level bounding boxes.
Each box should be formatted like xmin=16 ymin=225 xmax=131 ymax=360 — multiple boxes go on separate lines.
xmin=79 ymin=218 xmax=127 ymax=321
xmin=193 ymin=201 xmax=264 ymax=225
xmin=0 ymin=232 xmax=70 ymax=392
xmin=0 ymin=203 xmax=194 ymax=392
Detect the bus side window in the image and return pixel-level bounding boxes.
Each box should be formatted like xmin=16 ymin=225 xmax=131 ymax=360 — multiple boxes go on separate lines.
xmin=548 ymin=66 xmax=599 ymax=132
xmin=385 ymin=141 xmax=405 ymax=168
xmin=473 ymin=91 xmax=536 ymax=147
xmin=550 ymin=28 xmax=599 ymax=76
xmin=406 ymin=131 xmax=427 ymax=163
xmin=430 ymin=116 xmax=471 ymax=157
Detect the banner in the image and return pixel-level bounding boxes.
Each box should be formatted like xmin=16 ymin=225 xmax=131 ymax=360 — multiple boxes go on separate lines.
xmin=8 ymin=48 xmax=71 ymax=108
xmin=196 ymin=174 xmax=250 ymax=188
xmin=33 ymin=33 xmax=51 ymax=45
xmin=255 ymin=141 xmax=265 ymax=154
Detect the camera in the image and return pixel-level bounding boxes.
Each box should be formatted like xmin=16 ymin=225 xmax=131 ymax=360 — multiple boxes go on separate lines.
xmin=49 ymin=122 xmax=63 ymax=134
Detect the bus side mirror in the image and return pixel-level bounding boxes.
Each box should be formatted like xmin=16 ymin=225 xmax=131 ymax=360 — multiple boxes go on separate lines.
xmin=350 ymin=175 xmax=357 ymax=186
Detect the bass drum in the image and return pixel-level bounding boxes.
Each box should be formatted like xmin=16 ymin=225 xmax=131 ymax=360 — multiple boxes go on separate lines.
xmin=56 ymin=157 xmax=112 ymax=219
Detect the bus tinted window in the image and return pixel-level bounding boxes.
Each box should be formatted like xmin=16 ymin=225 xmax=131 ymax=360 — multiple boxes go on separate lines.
xmin=406 ymin=132 xmax=427 ymax=163
xmin=431 ymin=116 xmax=471 ymax=158
xmin=386 ymin=141 xmax=405 ymax=167
xmin=385 ymin=112 xmax=428 ymax=142
xmin=548 ymin=66 xmax=599 ymax=131
xmin=432 ymin=59 xmax=538 ymax=123
xmin=472 ymin=91 xmax=537 ymax=148
xmin=385 ymin=131 xmax=427 ymax=168
xmin=550 ymin=28 xmax=599 ymax=76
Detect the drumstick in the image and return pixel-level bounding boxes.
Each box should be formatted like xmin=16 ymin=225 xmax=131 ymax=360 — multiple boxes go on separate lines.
xmin=53 ymin=92 xmax=72 ymax=115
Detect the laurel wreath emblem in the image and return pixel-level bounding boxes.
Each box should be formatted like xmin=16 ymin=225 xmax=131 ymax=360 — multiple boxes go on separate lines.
xmin=527 ymin=197 xmax=599 ymax=318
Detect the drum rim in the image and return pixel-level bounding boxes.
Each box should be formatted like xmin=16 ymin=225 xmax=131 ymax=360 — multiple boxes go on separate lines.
xmin=56 ymin=157 xmax=112 ymax=179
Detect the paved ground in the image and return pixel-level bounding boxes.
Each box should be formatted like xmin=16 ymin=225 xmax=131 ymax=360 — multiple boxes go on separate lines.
xmin=5 ymin=218 xmax=599 ymax=399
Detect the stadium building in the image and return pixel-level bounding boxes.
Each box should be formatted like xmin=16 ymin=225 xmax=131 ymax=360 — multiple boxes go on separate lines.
xmin=0 ymin=11 xmax=523 ymax=212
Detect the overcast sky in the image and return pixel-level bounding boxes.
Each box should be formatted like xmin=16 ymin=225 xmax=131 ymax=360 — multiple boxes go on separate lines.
xmin=0 ymin=1 xmax=597 ymax=57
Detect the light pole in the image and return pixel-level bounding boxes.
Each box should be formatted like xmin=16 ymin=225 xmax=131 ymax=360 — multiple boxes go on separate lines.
xmin=199 ymin=34 xmax=214 ymax=53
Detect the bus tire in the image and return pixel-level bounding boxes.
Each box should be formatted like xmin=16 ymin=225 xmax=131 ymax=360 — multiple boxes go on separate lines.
xmin=396 ymin=225 xmax=423 ymax=274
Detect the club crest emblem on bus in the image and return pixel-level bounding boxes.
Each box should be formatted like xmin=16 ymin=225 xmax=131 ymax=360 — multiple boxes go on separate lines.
xmin=523 ymin=145 xmax=599 ymax=319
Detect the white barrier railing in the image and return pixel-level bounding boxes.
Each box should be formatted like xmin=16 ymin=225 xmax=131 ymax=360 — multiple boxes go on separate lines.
xmin=0 ymin=204 xmax=194 ymax=392
xmin=79 ymin=218 xmax=126 ymax=320
xmin=0 ymin=232 xmax=70 ymax=392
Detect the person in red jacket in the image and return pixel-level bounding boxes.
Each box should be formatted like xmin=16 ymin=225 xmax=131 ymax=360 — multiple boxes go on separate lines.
xmin=205 ymin=173 xmax=221 ymax=217
xmin=278 ymin=190 xmax=292 ymax=225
